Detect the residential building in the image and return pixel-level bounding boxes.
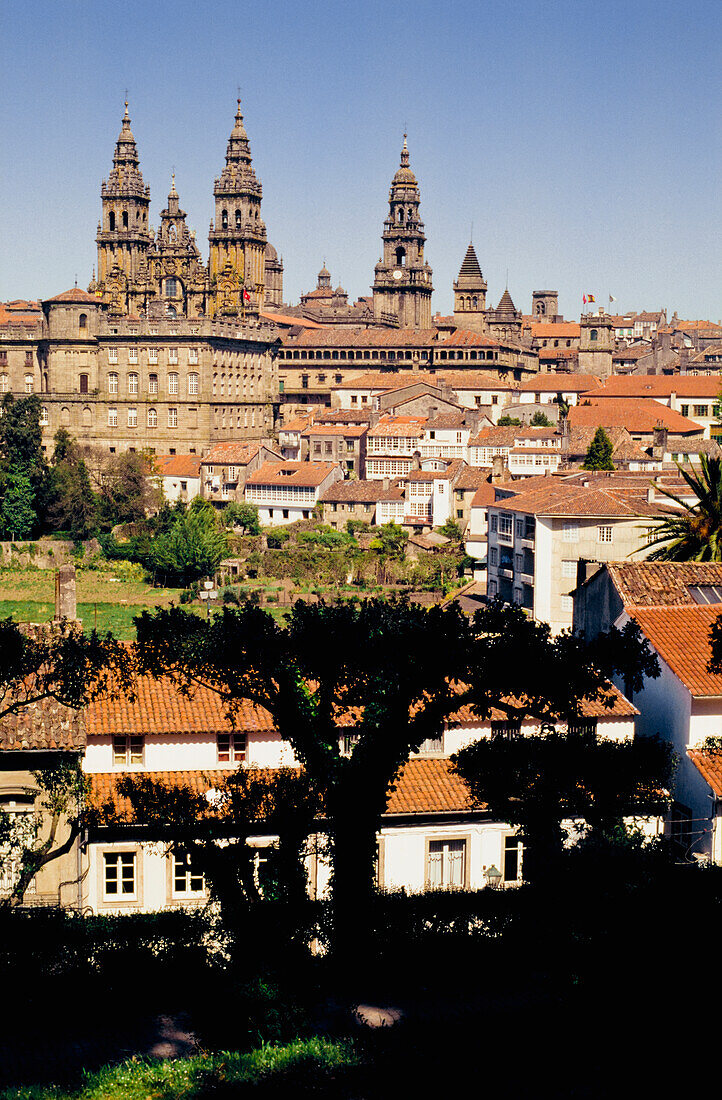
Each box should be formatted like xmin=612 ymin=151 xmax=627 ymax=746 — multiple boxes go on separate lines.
xmin=406 ymin=460 xmax=465 ymax=528
xmin=200 ymin=441 xmax=282 ymax=506
xmin=155 ymin=454 xmax=201 ymax=503
xmin=301 ymin=423 xmax=367 ymax=477
xmin=319 ymin=479 xmax=399 ymax=528
xmin=486 ymin=477 xmax=659 ymax=631
xmin=244 ymin=461 xmax=343 ymax=525
xmin=586 ymin=374 xmax=722 ymax=437
xmin=567 ymin=397 xmax=707 ymax=443
xmin=365 ymin=416 xmax=427 ymax=480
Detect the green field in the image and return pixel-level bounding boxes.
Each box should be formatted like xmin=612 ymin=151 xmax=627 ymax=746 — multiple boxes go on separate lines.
xmin=0 ymin=569 xmax=186 ymax=639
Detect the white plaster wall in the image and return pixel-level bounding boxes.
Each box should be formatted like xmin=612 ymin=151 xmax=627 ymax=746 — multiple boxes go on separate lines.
xmin=84 ymin=840 xmax=205 ymax=914
xmin=533 ymin=517 xmax=553 ymax=625
xmin=84 ymin=730 xmax=295 ymax=773
xmin=379 ymin=821 xmax=512 ymax=893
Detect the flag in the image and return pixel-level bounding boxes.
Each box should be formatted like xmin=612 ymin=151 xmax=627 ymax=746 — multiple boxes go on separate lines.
xmin=243 ymin=288 xmax=251 ymax=303
xmin=583 ymin=295 xmax=587 ymax=305
xmin=587 ymin=294 xmax=596 ymax=303
xmin=609 ymin=294 xmax=617 ymax=303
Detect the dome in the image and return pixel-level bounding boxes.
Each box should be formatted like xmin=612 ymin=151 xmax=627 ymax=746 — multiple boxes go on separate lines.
xmin=334 ymin=285 xmax=346 ymax=296
xmin=265 ymin=242 xmax=278 ymax=262
xmin=318 ymin=264 xmax=331 ymax=279
xmin=392 ymin=135 xmax=417 ymax=187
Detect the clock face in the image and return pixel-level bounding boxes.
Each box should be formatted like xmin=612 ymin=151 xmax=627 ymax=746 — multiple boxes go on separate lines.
xmin=392 ymin=268 xmax=403 ymax=280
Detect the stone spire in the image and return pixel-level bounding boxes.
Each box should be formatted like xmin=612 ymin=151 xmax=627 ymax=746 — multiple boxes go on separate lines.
xmin=208 ymin=98 xmax=267 ymax=318
xmin=372 ymin=135 xmax=433 ymax=329
xmin=453 ymin=242 xmax=488 ymax=333
xmin=96 ymin=101 xmax=152 ymax=315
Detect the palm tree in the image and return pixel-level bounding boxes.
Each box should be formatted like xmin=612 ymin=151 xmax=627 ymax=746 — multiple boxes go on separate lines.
xmin=647 ymin=455 xmax=722 ymax=560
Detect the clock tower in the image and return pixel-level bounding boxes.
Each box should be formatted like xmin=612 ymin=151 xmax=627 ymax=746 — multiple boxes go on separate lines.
xmin=372 ymin=137 xmax=433 ymax=329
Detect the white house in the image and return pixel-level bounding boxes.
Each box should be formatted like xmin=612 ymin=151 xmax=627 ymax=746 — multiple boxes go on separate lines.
xmin=244 ymin=461 xmax=344 ymax=525
xmin=154 ymin=455 xmax=201 ymax=504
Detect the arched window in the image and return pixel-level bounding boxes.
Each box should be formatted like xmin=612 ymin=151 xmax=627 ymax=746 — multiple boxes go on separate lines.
xmin=220 ymin=374 xmax=225 ymax=395
xmin=109 ymin=211 xmax=115 ymax=231
xmin=82 ymin=406 xmax=92 ymax=427
xmin=188 ymin=372 xmax=199 ymax=395
xmin=536 ymin=301 xmax=546 ymax=315
xmin=590 ymin=329 xmax=598 ymax=342
xmin=128 ymin=372 xmax=138 ymax=395
xmin=79 ymin=374 xmax=89 ymax=394
xmin=213 ymin=373 xmax=218 ymax=396
xmin=166 ymin=305 xmax=177 ymax=318
xmin=472 ymin=297 xmax=478 ymax=309
xmin=148 ymin=373 xmax=158 ymax=394
xmin=165 ymin=277 xmax=177 ymax=297
xmin=61 ymin=406 xmax=70 ymax=426
xmin=43 ymin=372 xmax=48 ymax=393
xmin=395 ymin=247 xmax=406 ymax=267
xmin=79 ymin=313 xmax=87 ymax=330
xmin=168 ymin=372 xmax=179 ymax=395
xmin=235 ymin=209 xmax=242 ymax=228
xmin=108 ymin=372 xmax=118 ymax=394
xmin=122 ymin=211 xmax=128 ymax=229
xmin=147 ymin=407 xmax=157 ymax=428
xmin=221 ymin=209 xmax=228 ymax=229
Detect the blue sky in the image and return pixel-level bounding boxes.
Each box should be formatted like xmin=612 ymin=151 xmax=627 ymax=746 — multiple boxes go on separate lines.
xmin=1 ymin=0 xmax=720 ymax=321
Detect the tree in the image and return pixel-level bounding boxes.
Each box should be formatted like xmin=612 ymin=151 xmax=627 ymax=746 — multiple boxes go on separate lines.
xmin=530 ymin=411 xmax=552 ymax=427
xmin=0 ymin=394 xmax=46 ymax=489
xmin=497 ymin=415 xmax=521 ymax=426
xmin=44 ymin=432 xmax=99 ymax=539
xmin=99 ymin=451 xmax=163 ymax=526
xmin=583 ymin=427 xmax=615 ymax=470
xmin=0 ymin=618 xmax=134 ymax=906
xmin=148 ymin=502 xmax=228 ymax=585
xmin=647 ymin=455 xmax=722 ymax=560
xmin=453 ymin=730 xmax=673 ymax=883
xmin=0 ymin=471 xmax=35 ymax=540
xmin=133 ymin=598 xmax=657 ymax=964
xmin=369 ymin=522 xmax=408 ymax=559
xmin=223 ymin=501 xmax=261 ymax=536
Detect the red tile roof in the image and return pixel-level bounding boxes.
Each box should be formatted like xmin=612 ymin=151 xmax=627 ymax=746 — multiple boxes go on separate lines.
xmin=320 ymin=479 xmax=396 ymax=503
xmin=605 ymin=562 xmax=722 ymax=608
xmin=246 ymin=461 xmax=341 ymax=488
xmin=471 ymin=482 xmax=498 ymax=506
xmin=630 ymin=605 xmax=722 ymax=697
xmin=260 ymin=311 xmax=324 ymax=329
xmin=688 ymin=750 xmax=722 ymax=797
xmin=439 ymin=329 xmax=500 ymax=347
xmin=155 ymin=455 xmax=202 ymax=478
xmin=283 ymin=327 xmax=436 ymax=348
xmin=201 ymin=442 xmax=277 ymax=466
xmin=518 ymin=373 xmax=601 ymax=393
xmin=85 ymin=676 xmax=275 ymax=736
xmin=568 ymin=399 xmax=703 ymax=435
xmin=0 ymin=698 xmax=84 ymax=751
xmin=301 ymin=424 xmax=367 ymax=438
xmin=367 ymin=416 xmax=427 ymax=439
xmin=592 ymin=375 xmax=722 ymax=399
xmin=44 ymin=288 xmax=98 ymax=303
xmin=489 ymin=480 xmax=658 ymax=518
xmin=386 ymin=758 xmax=474 ymax=814
xmin=531 ymin=323 xmax=581 ymax=338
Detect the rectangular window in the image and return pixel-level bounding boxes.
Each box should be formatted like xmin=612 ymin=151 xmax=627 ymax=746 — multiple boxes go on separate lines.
xmin=693 ymin=404 xmax=707 ymax=417
xmin=561 ymin=559 xmax=576 ymax=579
xmin=427 ymin=839 xmax=466 ymax=889
xmin=490 ymin=514 xmax=498 ymax=533
xmin=489 ymin=548 xmax=498 ymax=566
xmin=148 ymin=348 xmax=158 ymax=364
xmin=108 ymin=348 xmax=118 ymax=363
xmin=498 ymin=513 xmax=513 ymax=542
xmin=168 ymin=348 xmax=179 ymax=365
xmin=168 ymin=408 xmax=178 ymax=428
xmin=516 ymin=519 xmax=524 ymax=537
xmin=561 ymin=594 xmax=574 ymax=612
xmin=414 ymin=734 xmax=444 ymax=754
xmin=108 ymin=373 xmax=118 ymax=394
xmin=514 ymin=553 xmax=523 ymax=572
xmin=168 ymin=373 xmax=179 ymax=394
xmin=128 ymin=372 xmax=139 ymax=394
xmin=127 ymin=407 xmax=137 ymax=427
xmin=107 ymin=407 xmax=118 ymax=427
xmin=503 ymin=835 xmax=523 ymax=883
xmin=597 ymin=525 xmax=612 ymax=543
xmin=491 ymin=721 xmax=521 ymax=739
xmin=172 ymin=851 xmax=205 ymax=897
xmin=567 ymin=719 xmax=598 ymax=737
xmin=104 ymin=852 xmax=136 ymax=898
xmin=563 ymin=521 xmax=579 ymax=543
xmin=79 ymin=374 xmax=89 ymax=394
xmin=112 ymin=735 xmax=144 ymax=766
xmin=217 ymin=732 xmax=246 ymax=764
xmin=680 ymin=404 xmax=689 ymax=417
xmin=148 ymin=374 xmax=158 ymax=394
xmin=188 ymin=349 xmax=199 ymax=365
xmin=128 ymin=348 xmax=138 ymax=364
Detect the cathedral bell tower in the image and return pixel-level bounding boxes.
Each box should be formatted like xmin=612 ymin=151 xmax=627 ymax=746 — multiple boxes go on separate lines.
xmin=372 ymin=136 xmax=433 ymax=329
xmin=208 ymin=99 xmax=267 ymax=318
xmin=453 ymin=242 xmax=487 ymax=334
xmin=95 ymin=102 xmax=152 ymax=315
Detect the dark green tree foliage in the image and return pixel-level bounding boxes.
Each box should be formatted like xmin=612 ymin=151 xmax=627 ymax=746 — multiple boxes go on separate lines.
xmin=583 ymin=427 xmax=615 ymax=470
xmin=497 ymin=415 xmax=521 ymax=426
xmin=0 ymin=394 xmax=46 ymax=488
xmin=0 ymin=471 xmax=35 ymax=539
xmin=45 ymin=437 xmax=99 ymax=540
xmin=134 ymin=598 xmax=658 ymax=962
xmin=647 ymin=455 xmax=722 ymax=560
xmin=223 ymin=501 xmax=261 ymax=535
xmin=148 ymin=498 xmax=228 ymax=584
xmin=453 ymin=731 xmax=673 ymax=883
xmin=530 ymin=411 xmax=552 ymax=427
xmin=99 ymin=451 xmax=161 ymax=526
xmin=369 ymin=522 xmax=408 ymax=558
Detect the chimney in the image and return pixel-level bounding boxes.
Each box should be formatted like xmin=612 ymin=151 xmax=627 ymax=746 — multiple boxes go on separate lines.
xmin=647 ymin=486 xmax=655 ymax=504
xmin=54 ymin=564 xmax=77 ymax=621
xmin=652 ymin=422 xmax=668 ymax=459
xmin=491 ymin=455 xmax=507 ymax=483
xmin=383 ymin=477 xmax=390 ymax=491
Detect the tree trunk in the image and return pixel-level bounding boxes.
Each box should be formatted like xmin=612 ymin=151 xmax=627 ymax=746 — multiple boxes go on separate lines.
xmin=328 ymin=800 xmax=379 ymax=981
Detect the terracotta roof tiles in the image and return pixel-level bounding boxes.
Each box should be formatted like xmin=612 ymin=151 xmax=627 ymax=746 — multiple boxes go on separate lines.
xmin=606 ymin=562 xmax=722 ymax=609
xmin=630 ymin=605 xmax=722 ymax=697
xmin=246 ymin=461 xmax=341 ymax=488
xmin=155 ymin=455 xmax=202 ymax=478
xmin=688 ymin=750 xmax=722 ymax=797
xmin=568 ymin=399 xmax=704 ymax=435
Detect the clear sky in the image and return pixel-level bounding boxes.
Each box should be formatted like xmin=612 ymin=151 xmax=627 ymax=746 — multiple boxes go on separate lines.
xmin=1 ymin=0 xmax=720 ymax=322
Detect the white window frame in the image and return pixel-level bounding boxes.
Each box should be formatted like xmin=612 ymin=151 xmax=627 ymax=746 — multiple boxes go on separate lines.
xmin=168 ymin=372 xmax=179 ymax=395
xmin=563 ymin=521 xmax=579 ymax=543
xmin=597 ymin=525 xmax=613 ymax=543
xmin=108 ymin=372 xmax=118 ymax=394
xmin=171 ymin=850 xmax=205 ymax=898
xmin=107 ymin=407 xmax=118 ymax=428
xmin=168 ymin=407 xmax=178 ymax=428
xmin=103 ymin=851 xmax=137 ymax=900
xmin=128 ymin=372 xmax=139 ymax=395
xmin=188 ymin=372 xmax=199 ymax=395
xmin=112 ymin=735 xmax=144 ymax=767
xmin=426 ymin=837 xmax=467 ymax=890
xmin=217 ymin=732 xmax=246 ymax=764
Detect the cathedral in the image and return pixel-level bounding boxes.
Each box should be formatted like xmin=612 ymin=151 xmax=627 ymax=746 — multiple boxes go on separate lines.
xmin=0 ymin=101 xmax=542 ymax=457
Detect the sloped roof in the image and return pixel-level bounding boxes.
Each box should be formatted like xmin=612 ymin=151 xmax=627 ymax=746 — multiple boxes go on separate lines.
xmin=0 ymin=698 xmax=84 ymax=752
xmin=246 ymin=461 xmax=340 ymax=488
xmin=495 ymin=288 xmax=517 ymax=312
xmin=282 ymin=327 xmax=436 ymax=348
xmin=688 ymin=750 xmax=722 ymax=797
xmin=44 ymin=288 xmax=97 ymax=304
xmin=457 ymin=242 xmax=483 ymax=281
xmin=531 ymin=323 xmax=581 ymax=338
xmin=439 ymin=329 xmax=499 ymax=347
xmin=568 ymin=399 xmax=703 ymax=435
xmin=489 ymin=480 xmax=657 ymax=519
xmin=320 ymin=479 xmax=397 ymax=503
xmin=593 ymin=375 xmax=722 ymax=398
xmin=630 ymin=605 xmax=722 ymax=696
xmin=386 ymin=758 xmax=474 ymax=815
xmin=606 ymin=562 xmax=722 ymax=608
xmin=201 ymin=442 xmax=279 ymax=466
xmin=519 ymin=373 xmax=600 ymax=393
xmin=155 ymin=455 xmax=202 ymax=478
xmin=85 ymin=676 xmax=275 ymax=736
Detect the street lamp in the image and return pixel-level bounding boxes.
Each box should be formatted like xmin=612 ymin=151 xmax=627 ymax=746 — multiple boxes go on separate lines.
xmin=484 ymin=864 xmax=502 ymax=889
xmin=199 ymin=579 xmax=218 ymax=619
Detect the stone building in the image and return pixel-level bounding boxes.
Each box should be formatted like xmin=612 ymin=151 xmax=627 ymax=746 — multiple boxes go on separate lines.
xmin=0 ymin=101 xmax=283 ymax=457
xmin=372 ymin=137 xmax=434 ymax=329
